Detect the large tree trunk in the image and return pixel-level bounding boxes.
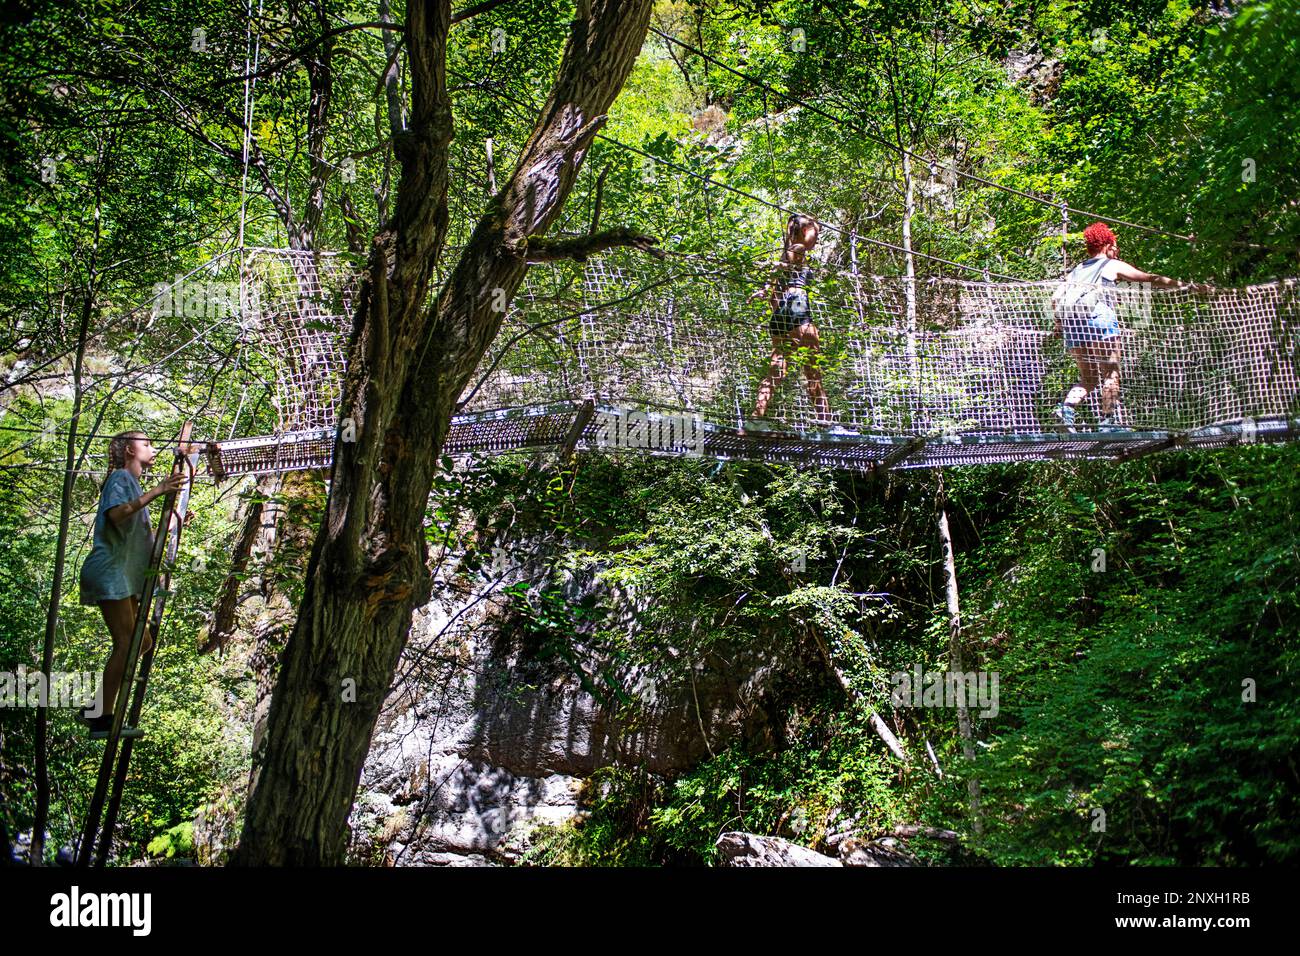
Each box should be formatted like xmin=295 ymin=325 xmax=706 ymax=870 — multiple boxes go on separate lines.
xmin=233 ymin=0 xmax=654 ymax=865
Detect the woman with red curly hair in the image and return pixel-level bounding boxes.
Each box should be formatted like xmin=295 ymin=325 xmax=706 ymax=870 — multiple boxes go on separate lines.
xmin=1049 ymin=222 xmax=1211 ymax=431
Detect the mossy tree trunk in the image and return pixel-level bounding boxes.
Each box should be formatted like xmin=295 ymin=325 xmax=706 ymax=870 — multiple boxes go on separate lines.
xmin=233 ymin=0 xmax=655 ymax=865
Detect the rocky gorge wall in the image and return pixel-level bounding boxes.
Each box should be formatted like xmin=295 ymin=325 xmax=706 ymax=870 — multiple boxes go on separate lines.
xmin=347 ymin=528 xmax=807 ymax=865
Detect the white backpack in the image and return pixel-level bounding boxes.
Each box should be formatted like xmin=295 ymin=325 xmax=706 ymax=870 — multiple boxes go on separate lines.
xmin=1054 ymin=257 xmax=1111 ymax=313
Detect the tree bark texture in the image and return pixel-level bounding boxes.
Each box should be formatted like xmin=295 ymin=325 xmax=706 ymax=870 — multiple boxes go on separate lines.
xmin=234 ymin=0 xmax=654 ymax=864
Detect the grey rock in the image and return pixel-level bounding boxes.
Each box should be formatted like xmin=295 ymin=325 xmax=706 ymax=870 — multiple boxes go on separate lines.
xmin=1004 ymin=45 xmax=1063 ymax=106
xmin=838 ymin=836 xmax=915 ymax=867
xmin=349 ymin=530 xmax=813 ymax=866
xmin=715 ymin=832 xmax=841 ymax=867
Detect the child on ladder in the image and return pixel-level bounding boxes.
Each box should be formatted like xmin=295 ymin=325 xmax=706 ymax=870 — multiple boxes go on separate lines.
xmin=78 ymin=430 xmax=188 ymax=739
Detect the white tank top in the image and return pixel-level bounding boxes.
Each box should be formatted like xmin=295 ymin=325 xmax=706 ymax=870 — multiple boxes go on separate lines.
xmin=1057 ymin=256 xmax=1121 ymax=311
xmin=1069 ymin=255 xmax=1121 ymax=284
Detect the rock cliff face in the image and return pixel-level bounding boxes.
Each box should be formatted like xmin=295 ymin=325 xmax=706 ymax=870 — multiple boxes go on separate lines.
xmin=347 ymin=531 xmax=807 ymax=865
xmin=1004 ymin=44 xmax=1063 ymax=107
xmin=191 ymin=465 xmax=859 ymax=866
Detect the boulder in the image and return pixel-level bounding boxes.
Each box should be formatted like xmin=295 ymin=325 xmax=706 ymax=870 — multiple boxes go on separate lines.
xmin=715 ymin=832 xmax=841 ymax=867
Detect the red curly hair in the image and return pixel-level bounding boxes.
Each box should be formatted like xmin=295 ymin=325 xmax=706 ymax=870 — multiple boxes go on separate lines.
xmin=1083 ymin=221 xmax=1117 ymax=256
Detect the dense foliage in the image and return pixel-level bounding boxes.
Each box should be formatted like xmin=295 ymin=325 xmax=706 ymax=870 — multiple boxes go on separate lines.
xmin=1 ymin=0 xmax=1295 ymax=864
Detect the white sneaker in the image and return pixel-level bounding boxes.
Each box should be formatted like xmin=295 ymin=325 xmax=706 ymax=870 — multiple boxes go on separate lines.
xmin=1052 ymin=404 xmax=1077 ymax=433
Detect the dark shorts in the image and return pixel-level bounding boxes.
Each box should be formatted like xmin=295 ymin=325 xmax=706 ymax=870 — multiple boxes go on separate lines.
xmin=770 ymin=288 xmax=811 ymax=338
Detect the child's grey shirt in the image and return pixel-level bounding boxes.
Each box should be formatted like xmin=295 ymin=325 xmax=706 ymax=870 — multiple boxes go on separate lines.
xmin=79 ymin=469 xmax=154 ymax=605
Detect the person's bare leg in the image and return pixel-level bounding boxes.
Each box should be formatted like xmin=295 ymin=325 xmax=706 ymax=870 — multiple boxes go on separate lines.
xmin=1098 ymin=343 xmax=1122 ymax=417
xmin=793 ymin=323 xmax=831 ymax=423
xmin=754 ymin=336 xmax=789 ymax=418
xmin=1066 ymin=345 xmax=1101 ymax=407
xmin=99 ymin=595 xmax=152 ymax=716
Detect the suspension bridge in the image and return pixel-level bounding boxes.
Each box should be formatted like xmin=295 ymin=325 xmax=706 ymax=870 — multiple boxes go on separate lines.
xmin=5 ymin=245 xmax=1299 ymax=483
xmin=193 ymin=246 xmax=1300 ymax=479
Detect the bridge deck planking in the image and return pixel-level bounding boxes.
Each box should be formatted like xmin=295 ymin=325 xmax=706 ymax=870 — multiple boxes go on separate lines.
xmin=203 ymin=404 xmax=1298 ymax=479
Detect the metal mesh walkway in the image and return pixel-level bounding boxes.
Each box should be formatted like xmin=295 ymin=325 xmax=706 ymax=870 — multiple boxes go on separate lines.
xmin=204 ymin=403 xmax=1299 ymax=478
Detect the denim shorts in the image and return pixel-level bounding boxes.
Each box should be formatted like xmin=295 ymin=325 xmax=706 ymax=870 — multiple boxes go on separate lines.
xmin=1062 ymin=303 xmax=1120 ymax=349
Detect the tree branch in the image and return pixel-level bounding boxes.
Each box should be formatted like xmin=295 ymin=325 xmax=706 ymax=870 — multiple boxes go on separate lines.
xmin=590 ymin=163 xmax=608 ymax=232
xmin=451 ymin=0 xmax=520 ymax=25
xmin=378 ymin=0 xmax=407 ymax=140
xmin=209 ymin=21 xmax=407 ymax=89
xmin=525 ymin=226 xmax=662 ymax=263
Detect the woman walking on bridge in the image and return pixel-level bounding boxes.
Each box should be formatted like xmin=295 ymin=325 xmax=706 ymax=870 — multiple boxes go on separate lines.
xmin=749 ymin=213 xmax=837 ymax=428
xmin=1050 ymin=221 xmax=1211 ymax=431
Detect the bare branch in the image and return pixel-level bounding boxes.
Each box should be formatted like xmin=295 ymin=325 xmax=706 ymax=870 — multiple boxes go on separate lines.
xmin=524 ymin=226 xmax=662 ymax=263
xmin=451 ymin=0 xmax=521 ymax=25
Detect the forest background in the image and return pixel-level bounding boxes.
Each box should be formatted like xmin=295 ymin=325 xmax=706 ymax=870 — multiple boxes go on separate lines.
xmin=1 ymin=0 xmax=1296 ymax=865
